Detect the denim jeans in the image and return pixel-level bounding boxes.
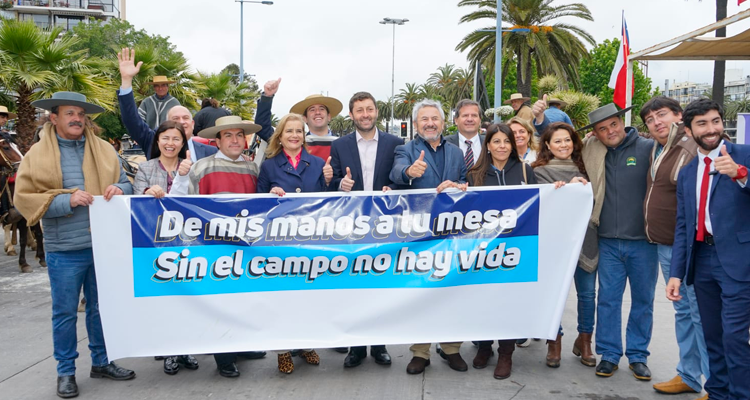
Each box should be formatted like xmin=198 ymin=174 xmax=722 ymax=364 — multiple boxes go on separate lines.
xmin=595 ymin=238 xmax=658 ymax=365
xmin=658 ymin=244 xmax=709 ymax=392
xmin=559 ymin=265 xmax=597 ymax=336
xmin=47 ymin=248 xmax=108 ymax=376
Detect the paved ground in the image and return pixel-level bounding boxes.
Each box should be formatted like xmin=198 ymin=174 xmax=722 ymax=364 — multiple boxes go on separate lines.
xmin=0 ymin=240 xmax=705 ymax=400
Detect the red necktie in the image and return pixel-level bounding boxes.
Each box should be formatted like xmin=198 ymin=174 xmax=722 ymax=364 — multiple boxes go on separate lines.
xmin=696 ymin=157 xmax=712 ymax=241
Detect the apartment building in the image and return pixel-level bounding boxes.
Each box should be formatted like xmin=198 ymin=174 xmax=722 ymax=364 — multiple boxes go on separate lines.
xmin=0 ymin=0 xmax=125 ymax=30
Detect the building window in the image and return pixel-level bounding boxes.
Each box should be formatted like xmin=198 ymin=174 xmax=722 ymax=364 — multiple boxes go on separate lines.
xmin=54 ymin=15 xmax=83 ymax=30
xmin=19 ymin=13 xmax=50 ymax=29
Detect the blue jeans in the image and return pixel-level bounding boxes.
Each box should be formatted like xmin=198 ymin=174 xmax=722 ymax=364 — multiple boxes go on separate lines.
xmin=658 ymin=244 xmax=709 ymax=392
xmin=47 ymin=248 xmax=108 ymax=376
xmin=595 ymin=238 xmax=658 ymax=365
xmin=559 ymin=265 xmax=597 ymax=336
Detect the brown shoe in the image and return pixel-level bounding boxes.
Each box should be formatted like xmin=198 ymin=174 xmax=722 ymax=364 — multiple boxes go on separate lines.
xmin=277 ymin=352 xmax=294 ymax=374
xmin=572 ymin=333 xmax=596 ymax=367
xmin=494 ymin=352 xmax=513 ymax=379
xmin=444 ymin=352 xmax=468 ymax=372
xmin=652 ymin=375 xmax=699 ymax=394
xmin=546 ymin=334 xmax=562 ymax=368
xmin=406 ymin=356 xmax=430 ymax=374
xmin=472 ymin=343 xmax=494 ymax=369
xmin=298 ymin=350 xmax=320 ymax=365
xmin=694 ymin=394 xmax=708 ymax=400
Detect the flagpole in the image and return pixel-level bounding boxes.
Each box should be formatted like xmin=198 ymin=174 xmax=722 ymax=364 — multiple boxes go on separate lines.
xmin=625 ymin=60 xmax=633 ymax=126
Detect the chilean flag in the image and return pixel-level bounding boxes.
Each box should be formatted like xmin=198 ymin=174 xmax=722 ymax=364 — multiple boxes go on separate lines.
xmin=608 ymin=13 xmax=631 ymax=109
xmin=741 ymin=0 xmax=747 ymax=5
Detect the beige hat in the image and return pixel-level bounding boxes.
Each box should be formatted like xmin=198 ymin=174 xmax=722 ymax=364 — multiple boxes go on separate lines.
xmin=290 ymin=94 xmax=343 ymax=117
xmin=0 ymin=106 xmax=17 ymax=120
xmin=196 ymin=115 xmax=262 ymax=139
xmin=548 ymin=98 xmax=568 ymax=108
xmin=503 ymin=93 xmax=531 ymax=104
xmin=147 ymin=76 xmax=176 ymax=85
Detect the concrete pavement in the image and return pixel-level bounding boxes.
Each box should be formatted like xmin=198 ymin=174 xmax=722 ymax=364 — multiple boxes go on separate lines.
xmin=0 ymin=245 xmax=704 ymax=400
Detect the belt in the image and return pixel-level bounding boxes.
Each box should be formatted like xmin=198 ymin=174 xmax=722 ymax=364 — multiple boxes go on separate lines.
xmin=699 ymin=235 xmax=715 ymax=246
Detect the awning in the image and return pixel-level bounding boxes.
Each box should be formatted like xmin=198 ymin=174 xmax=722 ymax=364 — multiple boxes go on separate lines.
xmin=632 ymin=28 xmax=750 ymax=61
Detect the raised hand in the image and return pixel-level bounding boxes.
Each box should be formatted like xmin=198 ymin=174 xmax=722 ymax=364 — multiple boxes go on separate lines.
xmin=532 ymin=94 xmax=548 ymax=123
xmin=408 ymin=150 xmax=427 ymax=179
xmin=117 ymin=48 xmax=142 ymax=88
xmin=264 ymin=78 xmax=282 ymax=97
xmin=323 ymin=156 xmax=333 ymax=184
xmin=341 ymin=166 xmax=355 ymax=192
xmin=178 ymin=152 xmax=193 ymax=176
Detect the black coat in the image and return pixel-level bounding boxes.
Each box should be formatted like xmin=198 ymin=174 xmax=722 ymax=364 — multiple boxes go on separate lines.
xmin=193 ymin=106 xmax=232 ymax=134
xmin=468 ymin=157 xmax=536 ymax=187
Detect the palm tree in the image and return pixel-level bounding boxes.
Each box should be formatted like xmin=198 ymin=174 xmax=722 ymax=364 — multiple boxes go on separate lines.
xmin=376 ymin=99 xmax=392 ymax=128
xmin=0 ymin=20 xmax=115 ymax=151
xmin=395 ymin=83 xmax=422 ymax=137
xmin=455 ymin=0 xmax=595 ymax=97
xmin=329 ymin=115 xmax=353 ymax=136
xmin=196 ymin=71 xmax=259 ymax=120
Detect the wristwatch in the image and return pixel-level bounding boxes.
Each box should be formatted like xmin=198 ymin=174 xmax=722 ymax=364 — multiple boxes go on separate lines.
xmin=733 ymin=165 xmax=748 ymax=182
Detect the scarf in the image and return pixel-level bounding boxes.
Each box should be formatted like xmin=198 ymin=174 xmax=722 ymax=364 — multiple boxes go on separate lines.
xmin=14 ymin=122 xmax=121 ymax=225
xmin=581 ymin=136 xmax=607 ymax=227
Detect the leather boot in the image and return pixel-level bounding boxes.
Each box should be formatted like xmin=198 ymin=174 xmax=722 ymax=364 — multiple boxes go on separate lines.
xmin=546 ymin=334 xmax=562 ymax=368
xmin=572 ymin=333 xmax=596 ymax=367
xmin=493 ymin=340 xmax=514 ymax=380
xmin=472 ymin=342 xmax=493 ymax=369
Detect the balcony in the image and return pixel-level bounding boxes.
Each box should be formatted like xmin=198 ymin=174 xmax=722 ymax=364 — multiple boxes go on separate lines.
xmin=11 ymin=0 xmax=119 ymax=17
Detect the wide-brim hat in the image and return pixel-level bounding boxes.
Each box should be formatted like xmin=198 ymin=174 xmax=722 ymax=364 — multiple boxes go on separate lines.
xmin=503 ymin=93 xmax=531 ymax=104
xmin=548 ymin=98 xmax=568 ymax=108
xmin=31 ymin=91 xmax=105 ymax=114
xmin=147 ymin=76 xmax=176 ymax=85
xmin=0 ymin=106 xmax=17 ymax=120
xmin=290 ymin=94 xmax=343 ymax=117
xmin=196 ymin=115 xmax=261 ymax=139
xmin=578 ymin=103 xmax=634 ymax=132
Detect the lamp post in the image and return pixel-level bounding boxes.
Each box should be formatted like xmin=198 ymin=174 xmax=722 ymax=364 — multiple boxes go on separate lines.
xmin=236 ymin=0 xmax=273 ymax=83
xmin=380 ymin=17 xmax=409 ymax=134
xmin=493 ymin=1 xmax=529 ymax=122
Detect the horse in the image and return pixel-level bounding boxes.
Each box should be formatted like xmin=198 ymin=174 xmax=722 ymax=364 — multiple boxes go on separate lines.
xmin=0 ymin=131 xmax=45 ymax=273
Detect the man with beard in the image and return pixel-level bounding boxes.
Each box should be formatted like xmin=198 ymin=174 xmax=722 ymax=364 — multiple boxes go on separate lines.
xmin=667 ymin=99 xmax=750 ymax=400
xmin=329 ymin=91 xmax=403 ymax=368
xmin=389 ymin=99 xmax=468 ymax=375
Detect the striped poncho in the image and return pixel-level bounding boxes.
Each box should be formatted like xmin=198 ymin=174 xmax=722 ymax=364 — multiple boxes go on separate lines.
xmin=188 ymin=153 xmax=259 ymax=195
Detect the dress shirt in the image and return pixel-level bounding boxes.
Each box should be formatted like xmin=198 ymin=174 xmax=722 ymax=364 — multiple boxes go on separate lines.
xmin=457 ymin=132 xmax=482 ymax=164
xmin=694 ymin=140 xmax=747 ymax=235
xmin=355 ymin=130 xmax=379 ymax=191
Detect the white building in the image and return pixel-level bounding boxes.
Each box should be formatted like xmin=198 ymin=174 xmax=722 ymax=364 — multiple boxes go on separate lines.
xmin=0 ymin=0 xmax=125 ymax=30
xmin=667 ymin=68 xmax=750 ymax=104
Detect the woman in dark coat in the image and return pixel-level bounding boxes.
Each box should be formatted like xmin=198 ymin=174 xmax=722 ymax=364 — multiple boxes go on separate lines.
xmin=466 ymin=123 xmax=535 ymax=381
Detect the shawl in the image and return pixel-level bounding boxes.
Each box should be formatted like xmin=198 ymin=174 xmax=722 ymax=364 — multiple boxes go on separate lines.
xmin=534 ymin=159 xmax=599 ymax=272
xmin=14 ymin=122 xmax=121 ymax=225
xmin=581 ymin=136 xmax=607 ymax=227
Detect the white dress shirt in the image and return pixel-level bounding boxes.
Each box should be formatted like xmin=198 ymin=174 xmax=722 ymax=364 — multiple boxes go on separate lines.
xmin=457 ymin=132 xmax=482 ymax=165
xmin=694 ymin=140 xmax=747 ymax=235
xmin=356 ymin=130 xmax=379 ymax=191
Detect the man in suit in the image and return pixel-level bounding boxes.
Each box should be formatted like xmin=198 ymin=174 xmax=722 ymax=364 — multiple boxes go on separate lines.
xmin=667 ymin=98 xmax=750 ymax=400
xmin=444 ymin=99 xmax=485 ymax=171
xmin=117 ymin=48 xmax=217 ymax=161
xmin=329 ymin=91 xmax=404 ymax=368
xmin=389 ymin=99 xmax=468 ymax=375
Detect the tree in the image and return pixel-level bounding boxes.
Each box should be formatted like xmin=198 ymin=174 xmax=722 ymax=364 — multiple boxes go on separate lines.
xmin=711 ymin=0 xmax=728 ymax=107
xmin=196 ymin=71 xmax=259 ymax=120
xmin=0 ymin=20 xmax=115 ymax=151
xmin=456 ymin=0 xmax=595 ymax=97
xmin=579 ymin=39 xmax=652 ymax=112
xmin=329 ymin=115 xmax=353 ymax=136
xmin=395 ymin=83 xmax=422 ymax=137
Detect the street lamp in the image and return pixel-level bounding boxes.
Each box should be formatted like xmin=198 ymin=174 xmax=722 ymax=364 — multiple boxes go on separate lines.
xmin=380 ymin=17 xmax=409 ymax=134
xmin=493 ymin=0 xmax=530 ymax=122
xmin=236 ymin=0 xmax=274 ymax=83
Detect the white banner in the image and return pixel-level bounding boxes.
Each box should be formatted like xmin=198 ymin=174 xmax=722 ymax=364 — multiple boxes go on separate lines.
xmin=91 ymin=184 xmax=592 ymax=361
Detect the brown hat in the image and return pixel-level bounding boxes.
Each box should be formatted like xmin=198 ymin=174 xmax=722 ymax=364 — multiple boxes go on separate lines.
xmin=0 ymin=106 xmax=16 ymax=120
xmin=548 ymin=98 xmax=568 ymax=108
xmin=196 ymin=115 xmax=261 ymax=139
xmin=503 ymin=93 xmax=531 ymax=104
xmin=290 ymin=94 xmax=343 ymax=117
xmin=147 ymin=76 xmax=176 ymax=85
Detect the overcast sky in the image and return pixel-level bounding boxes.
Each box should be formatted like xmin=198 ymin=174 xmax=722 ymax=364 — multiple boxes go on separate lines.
xmin=125 ymin=0 xmax=750 ymax=117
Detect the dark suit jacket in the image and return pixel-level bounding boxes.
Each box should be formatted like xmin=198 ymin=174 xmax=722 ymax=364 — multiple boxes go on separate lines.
xmin=444 ymin=132 xmax=486 ymax=148
xmin=389 ymin=135 xmax=467 ymax=189
xmin=117 ymin=90 xmax=217 ymax=160
xmin=670 ymin=140 xmax=750 ymax=284
xmin=330 ymin=130 xmax=404 ymax=191
xmin=257 ymin=148 xmax=328 ymax=194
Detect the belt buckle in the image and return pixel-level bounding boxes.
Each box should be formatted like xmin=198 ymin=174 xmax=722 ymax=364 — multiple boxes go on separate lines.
xmin=704 ymin=235 xmax=715 ymax=246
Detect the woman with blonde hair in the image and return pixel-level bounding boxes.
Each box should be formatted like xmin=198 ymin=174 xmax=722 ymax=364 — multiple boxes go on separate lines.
xmin=508 ymin=117 xmax=538 ymax=164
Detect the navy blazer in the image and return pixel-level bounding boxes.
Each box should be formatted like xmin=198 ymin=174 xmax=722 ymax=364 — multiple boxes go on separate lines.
xmin=389 ymin=135 xmax=467 ymax=189
xmin=330 ymin=130 xmax=404 ymax=191
xmin=670 ymin=140 xmax=750 ymax=284
xmin=257 ymin=148 xmax=328 ymax=194
xmin=117 ymin=90 xmax=217 ymax=160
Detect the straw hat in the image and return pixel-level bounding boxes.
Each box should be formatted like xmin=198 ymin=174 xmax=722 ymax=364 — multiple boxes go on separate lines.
xmin=196 ymin=115 xmax=261 ymax=139
xmin=147 ymin=76 xmax=176 ymax=85
xmin=290 ymin=94 xmax=343 ymax=117
xmin=578 ymin=103 xmax=634 ymax=132
xmin=0 ymin=106 xmax=17 ymax=120
xmin=503 ymin=93 xmax=531 ymax=104
xmin=31 ymin=91 xmax=105 ymax=114
xmin=548 ymin=98 xmax=568 ymax=108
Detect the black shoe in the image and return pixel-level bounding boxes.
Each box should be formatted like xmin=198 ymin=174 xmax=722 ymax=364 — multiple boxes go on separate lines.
xmin=371 ymin=348 xmax=392 ymax=366
xmin=237 ymin=351 xmax=266 ymax=360
xmin=629 ymin=362 xmax=651 ymax=381
xmin=595 ymin=360 xmax=619 ymax=377
xmin=163 ymin=356 xmax=180 ymax=375
xmin=177 ymin=355 xmax=199 ymax=370
xmin=218 ymin=362 xmax=240 ymax=378
xmin=154 ymin=356 xmax=165 ymax=360
xmin=56 ymin=376 xmax=78 ymax=398
xmin=90 ymin=362 xmax=136 ymax=380
xmin=344 ymin=350 xmax=365 ymax=368
xmin=333 ymin=347 xmax=348 ymax=354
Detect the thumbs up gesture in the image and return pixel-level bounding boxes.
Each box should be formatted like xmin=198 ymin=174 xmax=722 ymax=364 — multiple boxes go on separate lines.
xmin=532 ymin=94 xmax=549 ymax=123
xmin=714 ymin=145 xmax=741 ymax=178
xmin=178 ymin=150 xmax=193 ymax=176
xmin=323 ymin=156 xmax=333 ymax=185
xmin=407 ymin=150 xmax=428 ymax=179
xmin=341 ymin=166 xmax=355 ymax=192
